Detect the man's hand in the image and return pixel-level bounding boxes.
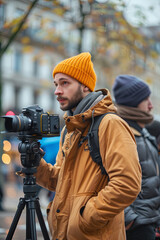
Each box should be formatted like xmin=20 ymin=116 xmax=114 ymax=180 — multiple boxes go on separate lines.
xmin=126 ymin=221 xmax=134 ymax=230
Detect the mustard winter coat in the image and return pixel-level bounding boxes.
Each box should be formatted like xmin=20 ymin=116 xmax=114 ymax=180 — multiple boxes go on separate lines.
xmin=36 ymin=89 xmax=141 ymax=240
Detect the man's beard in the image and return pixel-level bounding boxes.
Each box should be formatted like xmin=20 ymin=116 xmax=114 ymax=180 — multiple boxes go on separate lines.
xmin=60 ymin=84 xmax=84 ymax=111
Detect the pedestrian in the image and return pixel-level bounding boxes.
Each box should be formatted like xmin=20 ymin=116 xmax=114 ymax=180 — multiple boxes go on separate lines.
xmin=112 ymin=74 xmax=160 ymax=240
xmin=35 ymin=53 xmax=141 ymax=240
xmin=146 ymin=120 xmax=160 ymax=240
xmin=0 ymin=184 xmax=4 ymax=211
xmin=0 ymin=168 xmax=4 ymax=211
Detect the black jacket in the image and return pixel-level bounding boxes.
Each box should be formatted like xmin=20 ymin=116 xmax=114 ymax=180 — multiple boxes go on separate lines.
xmin=125 ymin=120 xmax=160 ymax=229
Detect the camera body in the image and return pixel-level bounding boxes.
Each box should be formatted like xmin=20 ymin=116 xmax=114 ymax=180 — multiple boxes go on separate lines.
xmin=2 ymin=105 xmax=60 ymax=138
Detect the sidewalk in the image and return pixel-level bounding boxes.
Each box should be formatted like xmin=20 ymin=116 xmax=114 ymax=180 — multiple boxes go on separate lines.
xmin=0 ymin=181 xmax=51 ymax=240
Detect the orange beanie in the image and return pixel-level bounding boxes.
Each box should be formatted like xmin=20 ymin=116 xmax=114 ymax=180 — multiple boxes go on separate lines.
xmin=52 ymin=52 xmax=97 ymax=91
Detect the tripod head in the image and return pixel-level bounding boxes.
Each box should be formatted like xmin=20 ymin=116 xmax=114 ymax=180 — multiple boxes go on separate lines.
xmin=18 ymin=134 xmax=44 ymax=169
xmin=17 ymin=134 xmax=45 ymax=197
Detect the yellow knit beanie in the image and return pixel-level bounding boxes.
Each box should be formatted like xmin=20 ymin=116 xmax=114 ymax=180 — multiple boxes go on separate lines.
xmin=52 ymin=52 xmax=97 ymax=91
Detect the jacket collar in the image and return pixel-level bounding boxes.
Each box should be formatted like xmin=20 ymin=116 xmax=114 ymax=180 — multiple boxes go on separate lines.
xmin=63 ymin=89 xmax=116 ymax=133
xmin=125 ymin=120 xmax=142 ymax=136
xmin=68 ymin=91 xmax=103 ymax=116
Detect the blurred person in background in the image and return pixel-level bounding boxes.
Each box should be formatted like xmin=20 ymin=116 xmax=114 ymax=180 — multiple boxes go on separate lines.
xmin=112 ymin=75 xmax=160 ymax=240
xmin=146 ymin=120 xmax=160 ymax=240
xmin=0 ymin=163 xmax=5 ymax=211
xmin=0 ymin=183 xmax=4 ymax=211
xmin=33 ymin=52 xmax=141 ymax=240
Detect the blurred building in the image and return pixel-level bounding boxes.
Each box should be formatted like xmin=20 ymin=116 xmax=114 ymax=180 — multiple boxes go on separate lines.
xmin=0 ymin=0 xmax=68 ymax=185
xmin=0 ymin=0 xmax=99 ymax=116
xmin=0 ymin=0 xmax=160 ymax=118
xmin=139 ymin=26 xmax=160 ymax=119
xmin=0 ymin=0 xmax=69 ymax=116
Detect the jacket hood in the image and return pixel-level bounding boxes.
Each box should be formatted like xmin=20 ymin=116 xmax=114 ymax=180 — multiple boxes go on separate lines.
xmin=64 ymin=89 xmax=117 ymax=133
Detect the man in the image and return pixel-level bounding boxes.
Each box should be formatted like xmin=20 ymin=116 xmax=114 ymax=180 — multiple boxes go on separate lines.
xmin=112 ymin=75 xmax=160 ymax=240
xmin=36 ymin=53 xmax=141 ymax=240
xmin=146 ymin=120 xmax=160 ymax=240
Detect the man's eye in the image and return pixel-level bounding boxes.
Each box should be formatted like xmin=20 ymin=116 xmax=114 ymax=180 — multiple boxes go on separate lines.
xmin=63 ymin=81 xmax=68 ymax=85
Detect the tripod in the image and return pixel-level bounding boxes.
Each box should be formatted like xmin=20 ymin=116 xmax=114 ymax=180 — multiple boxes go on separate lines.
xmin=5 ymin=136 xmax=50 ymax=240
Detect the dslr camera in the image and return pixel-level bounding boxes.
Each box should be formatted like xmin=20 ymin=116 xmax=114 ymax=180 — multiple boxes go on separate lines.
xmin=2 ymin=104 xmax=60 ymax=138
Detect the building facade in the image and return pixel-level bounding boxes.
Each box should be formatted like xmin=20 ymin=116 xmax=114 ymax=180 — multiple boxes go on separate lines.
xmin=0 ymin=0 xmax=160 ymax=119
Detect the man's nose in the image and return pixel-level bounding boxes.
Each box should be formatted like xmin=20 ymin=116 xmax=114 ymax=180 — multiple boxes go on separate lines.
xmin=54 ymin=86 xmax=63 ymax=95
xmin=149 ymin=99 xmax=153 ymax=110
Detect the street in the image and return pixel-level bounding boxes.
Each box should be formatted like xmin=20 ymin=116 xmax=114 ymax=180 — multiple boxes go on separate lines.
xmin=0 ymin=182 xmax=51 ymax=240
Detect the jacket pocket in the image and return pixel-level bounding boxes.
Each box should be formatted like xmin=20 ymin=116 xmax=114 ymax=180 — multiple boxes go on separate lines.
xmin=79 ymin=206 xmax=101 ymax=234
xmin=67 ymin=193 xmax=102 ymax=240
xmin=46 ymin=200 xmax=57 ymax=236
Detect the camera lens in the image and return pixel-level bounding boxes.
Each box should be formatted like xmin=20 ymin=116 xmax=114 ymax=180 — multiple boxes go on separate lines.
xmin=4 ymin=115 xmax=32 ymax=132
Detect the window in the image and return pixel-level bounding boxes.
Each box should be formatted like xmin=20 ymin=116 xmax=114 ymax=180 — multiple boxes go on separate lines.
xmin=14 ymin=50 xmax=22 ymax=73
xmin=15 ymin=86 xmax=20 ymax=109
xmin=0 ymin=3 xmax=5 ymax=28
xmin=33 ymin=59 xmax=39 ymax=77
xmin=33 ymin=89 xmax=39 ymax=104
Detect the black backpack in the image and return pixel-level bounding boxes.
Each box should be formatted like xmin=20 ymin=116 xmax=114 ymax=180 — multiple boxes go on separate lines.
xmin=62 ymin=113 xmax=115 ymax=176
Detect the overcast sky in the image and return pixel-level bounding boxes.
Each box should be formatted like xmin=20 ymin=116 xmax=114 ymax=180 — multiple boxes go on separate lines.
xmin=97 ymin=0 xmax=160 ymax=26
xmin=123 ymin=0 xmax=160 ymax=26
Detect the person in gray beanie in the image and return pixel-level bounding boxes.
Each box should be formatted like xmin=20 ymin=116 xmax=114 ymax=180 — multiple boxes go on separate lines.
xmin=112 ymin=75 xmax=160 ymax=240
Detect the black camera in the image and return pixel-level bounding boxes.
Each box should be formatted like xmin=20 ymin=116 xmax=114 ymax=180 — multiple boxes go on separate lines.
xmin=1 ymin=104 xmax=60 ymax=138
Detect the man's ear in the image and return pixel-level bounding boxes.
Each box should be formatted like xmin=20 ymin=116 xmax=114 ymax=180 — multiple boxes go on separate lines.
xmin=83 ymin=85 xmax=90 ymax=92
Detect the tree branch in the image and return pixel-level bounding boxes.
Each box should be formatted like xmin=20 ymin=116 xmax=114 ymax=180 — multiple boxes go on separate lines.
xmin=0 ymin=0 xmax=38 ymax=58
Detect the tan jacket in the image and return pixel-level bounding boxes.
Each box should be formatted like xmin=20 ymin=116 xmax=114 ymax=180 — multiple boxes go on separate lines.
xmin=36 ymin=89 xmax=141 ymax=240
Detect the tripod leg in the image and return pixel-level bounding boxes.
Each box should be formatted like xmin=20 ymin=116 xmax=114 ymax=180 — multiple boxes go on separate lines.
xmin=26 ymin=200 xmax=37 ymax=240
xmin=35 ymin=198 xmax=50 ymax=240
xmin=26 ymin=201 xmax=31 ymax=239
xmin=5 ymin=198 xmax=25 ymax=240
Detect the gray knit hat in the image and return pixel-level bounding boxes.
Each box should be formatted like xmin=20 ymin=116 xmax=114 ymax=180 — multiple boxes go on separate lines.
xmin=112 ymin=75 xmax=151 ymax=107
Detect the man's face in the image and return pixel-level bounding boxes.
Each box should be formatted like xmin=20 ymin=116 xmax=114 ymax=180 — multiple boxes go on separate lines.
xmin=137 ymin=96 xmax=153 ymax=113
xmin=54 ymin=73 xmax=86 ymax=111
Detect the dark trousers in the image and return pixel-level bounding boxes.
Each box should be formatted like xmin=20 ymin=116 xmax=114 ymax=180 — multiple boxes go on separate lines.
xmin=126 ymin=224 xmax=155 ymax=240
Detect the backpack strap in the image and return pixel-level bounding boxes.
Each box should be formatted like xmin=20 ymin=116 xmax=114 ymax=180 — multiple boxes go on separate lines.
xmin=87 ymin=113 xmax=109 ymax=175
xmin=62 ymin=112 xmax=115 ymax=176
